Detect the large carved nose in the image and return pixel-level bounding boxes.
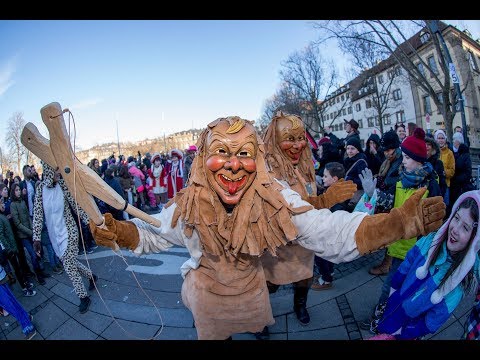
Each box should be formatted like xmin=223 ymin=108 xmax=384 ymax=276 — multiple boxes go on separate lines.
xmin=226 ymin=156 xmax=241 ymax=173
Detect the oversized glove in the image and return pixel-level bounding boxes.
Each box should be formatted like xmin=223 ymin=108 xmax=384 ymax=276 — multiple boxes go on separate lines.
xmin=355 ymin=187 xmax=446 ymax=255
xmin=306 ymin=179 xmax=357 ymax=209
xmin=89 ymin=213 xmax=140 ymax=251
xmin=359 ymin=168 xmax=377 ymax=198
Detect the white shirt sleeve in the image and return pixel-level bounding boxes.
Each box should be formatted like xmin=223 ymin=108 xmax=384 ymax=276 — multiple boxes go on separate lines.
xmin=281 ymin=187 xmax=368 ymax=264
xmin=130 ymin=203 xmax=202 ymax=278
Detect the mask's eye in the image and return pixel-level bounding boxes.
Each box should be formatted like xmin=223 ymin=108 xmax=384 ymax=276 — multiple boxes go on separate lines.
xmin=238 ymin=150 xmax=252 ymax=157
xmin=216 ymin=148 xmax=227 ymax=155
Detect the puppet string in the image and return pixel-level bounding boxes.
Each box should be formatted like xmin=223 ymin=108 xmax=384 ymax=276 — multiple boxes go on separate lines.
xmin=64 ymin=109 xmax=164 ymax=340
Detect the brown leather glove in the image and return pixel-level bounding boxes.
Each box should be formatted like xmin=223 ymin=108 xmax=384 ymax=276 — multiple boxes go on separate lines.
xmin=355 ymin=187 xmax=446 ymax=255
xmin=306 ymin=179 xmax=357 ymax=209
xmin=89 ymin=213 xmax=140 ymax=251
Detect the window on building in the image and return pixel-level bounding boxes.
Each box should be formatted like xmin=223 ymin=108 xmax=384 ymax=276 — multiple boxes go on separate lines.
xmin=388 ymin=69 xmax=394 ymax=79
xmin=417 ymin=62 xmax=425 ymax=77
xmin=342 ymin=108 xmax=346 ymax=116
xmin=366 ymin=99 xmax=372 ymax=108
xmin=379 ymin=94 xmax=386 ymax=105
xmin=383 ymin=114 xmax=391 ymax=125
xmin=341 ymin=94 xmax=345 ymax=101
xmin=396 ymin=111 xmax=406 ymax=123
xmin=420 ymin=30 xmax=431 ymax=44
xmin=347 ymin=93 xmax=350 ymax=99
xmin=356 ymin=103 xmax=361 ymax=112
xmin=468 ymin=51 xmax=479 ymax=71
xmin=367 ymin=117 xmax=375 ymax=127
xmin=348 ymin=107 xmax=352 ymax=114
xmin=336 ymin=97 xmax=340 ymax=103
xmin=357 ymin=119 xmax=363 ymax=129
xmin=436 ymin=92 xmax=444 ymax=114
xmin=428 ymin=55 xmax=439 ymax=76
xmin=375 ymin=117 xmax=380 ymax=126
xmin=394 ymin=66 xmax=402 ymax=76
xmin=393 ymin=89 xmax=402 ymax=101
xmin=423 ymin=95 xmax=432 ymax=115
xmin=473 ymin=106 xmax=479 ymax=118
xmin=378 ymin=74 xmax=384 ymax=84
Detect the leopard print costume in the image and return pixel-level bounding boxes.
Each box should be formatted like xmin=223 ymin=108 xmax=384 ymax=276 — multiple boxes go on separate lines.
xmin=32 ymin=162 xmax=94 ymax=299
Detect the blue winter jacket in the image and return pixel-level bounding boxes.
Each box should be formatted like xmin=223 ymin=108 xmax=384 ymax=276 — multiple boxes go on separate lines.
xmin=377 ymin=233 xmax=474 ymax=339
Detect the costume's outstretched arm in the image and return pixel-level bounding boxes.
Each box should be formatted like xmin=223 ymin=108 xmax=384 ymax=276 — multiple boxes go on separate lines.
xmin=305 ymin=179 xmax=357 ymax=209
xmin=355 ymin=188 xmax=445 ymax=255
xmin=89 ymin=213 xmax=139 ymax=251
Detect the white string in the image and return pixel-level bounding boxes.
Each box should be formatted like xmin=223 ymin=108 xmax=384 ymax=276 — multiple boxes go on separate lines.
xmin=64 ymin=109 xmax=164 ymax=339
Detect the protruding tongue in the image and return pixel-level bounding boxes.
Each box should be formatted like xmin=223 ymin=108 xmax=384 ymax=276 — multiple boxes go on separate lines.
xmin=228 ymin=180 xmax=239 ymax=195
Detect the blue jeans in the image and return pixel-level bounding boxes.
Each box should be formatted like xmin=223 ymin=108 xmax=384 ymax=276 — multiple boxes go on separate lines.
xmin=314 ymin=256 xmax=334 ymax=283
xmin=378 ymin=256 xmax=403 ymax=305
xmin=41 ymin=228 xmax=61 ymax=267
xmin=21 ymin=238 xmax=42 ymax=271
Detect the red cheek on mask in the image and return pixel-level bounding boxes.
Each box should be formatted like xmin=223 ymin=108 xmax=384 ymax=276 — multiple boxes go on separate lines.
xmin=241 ymin=159 xmax=256 ymax=173
xmin=206 ymin=156 xmax=226 ymax=172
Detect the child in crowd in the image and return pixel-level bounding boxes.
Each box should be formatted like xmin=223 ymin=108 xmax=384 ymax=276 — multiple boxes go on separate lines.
xmin=311 ymin=162 xmax=349 ymax=291
xmin=360 ymin=128 xmax=441 ymax=332
xmin=369 ymin=191 xmax=480 ymax=340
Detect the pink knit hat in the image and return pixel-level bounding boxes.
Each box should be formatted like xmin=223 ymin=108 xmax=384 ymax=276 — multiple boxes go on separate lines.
xmin=416 ymin=190 xmax=480 ymax=304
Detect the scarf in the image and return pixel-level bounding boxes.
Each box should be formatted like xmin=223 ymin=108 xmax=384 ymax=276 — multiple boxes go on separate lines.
xmin=152 ymin=164 xmax=162 ymax=178
xmin=399 ymin=162 xmax=434 ymax=189
xmin=378 ymin=148 xmax=402 ymax=178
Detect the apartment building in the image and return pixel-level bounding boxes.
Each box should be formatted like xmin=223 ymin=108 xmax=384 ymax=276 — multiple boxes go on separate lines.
xmin=320 ymin=22 xmax=480 ymax=151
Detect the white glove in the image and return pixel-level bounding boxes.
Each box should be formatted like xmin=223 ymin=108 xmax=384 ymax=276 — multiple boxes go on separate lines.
xmin=359 ymin=168 xmax=377 ymax=198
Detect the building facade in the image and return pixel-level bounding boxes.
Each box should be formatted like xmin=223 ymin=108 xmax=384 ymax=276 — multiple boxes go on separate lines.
xmin=320 ymin=23 xmax=480 ymax=152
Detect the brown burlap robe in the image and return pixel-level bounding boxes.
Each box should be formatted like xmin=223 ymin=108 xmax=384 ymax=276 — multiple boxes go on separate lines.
xmin=182 ymin=252 xmax=273 ymax=340
xmin=260 ymin=179 xmax=315 ymax=284
xmin=261 ymin=114 xmax=316 ymax=284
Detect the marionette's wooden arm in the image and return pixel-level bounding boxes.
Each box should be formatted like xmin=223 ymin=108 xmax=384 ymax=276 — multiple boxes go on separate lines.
xmin=21 ymin=102 xmax=161 ymax=228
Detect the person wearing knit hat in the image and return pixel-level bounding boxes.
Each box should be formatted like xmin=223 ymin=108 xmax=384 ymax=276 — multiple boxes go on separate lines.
xmin=371 ymin=190 xmax=480 ymax=340
xmin=359 ymin=127 xmax=442 ymax=334
xmin=345 ymin=137 xmax=363 ymax=153
xmin=317 ymin=137 xmax=331 ymax=147
xmin=434 ymin=129 xmax=447 ymax=142
xmin=367 ymin=130 xmax=404 ymax=277
xmin=344 ymin=136 xmax=368 ymax=212
xmin=452 ymin=132 xmax=465 ymax=147
xmin=380 ymin=130 xmax=401 ymax=152
xmin=163 ymin=149 xmax=184 ymax=200
xmin=450 ymin=128 xmax=473 ymax=218
xmin=434 ymin=129 xmax=455 ymax=212
xmin=400 ymin=128 xmax=428 ymax=163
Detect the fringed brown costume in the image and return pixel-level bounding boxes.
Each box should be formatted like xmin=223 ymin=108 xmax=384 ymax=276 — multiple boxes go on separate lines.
xmin=90 ymin=116 xmax=446 ymax=340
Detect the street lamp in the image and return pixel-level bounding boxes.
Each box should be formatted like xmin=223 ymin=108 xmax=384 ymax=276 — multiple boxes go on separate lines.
xmin=426 ymin=20 xmax=469 ymax=147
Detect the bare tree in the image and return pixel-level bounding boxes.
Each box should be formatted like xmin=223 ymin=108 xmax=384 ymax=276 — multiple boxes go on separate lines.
xmin=0 ymin=146 xmax=14 ymax=177
xmin=314 ymin=20 xmax=474 ymax=141
xmin=259 ymin=82 xmax=304 ymax=130
xmin=5 ymin=112 xmax=28 ymax=174
xmin=279 ymin=44 xmax=344 ymax=134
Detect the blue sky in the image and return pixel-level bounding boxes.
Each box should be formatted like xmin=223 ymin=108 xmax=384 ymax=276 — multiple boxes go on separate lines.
xmin=1 ymin=20 xmax=479 ymax=151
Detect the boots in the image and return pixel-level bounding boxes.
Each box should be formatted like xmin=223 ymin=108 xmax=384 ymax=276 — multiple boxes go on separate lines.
xmin=254 ymin=326 xmax=270 ymax=340
xmin=293 ymin=286 xmax=310 ymax=326
xmin=369 ymin=253 xmax=392 ymax=276
xmin=35 ymin=269 xmax=46 ymax=285
xmin=79 ymin=296 xmax=91 ymax=314
xmin=89 ymin=274 xmax=98 ymax=291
